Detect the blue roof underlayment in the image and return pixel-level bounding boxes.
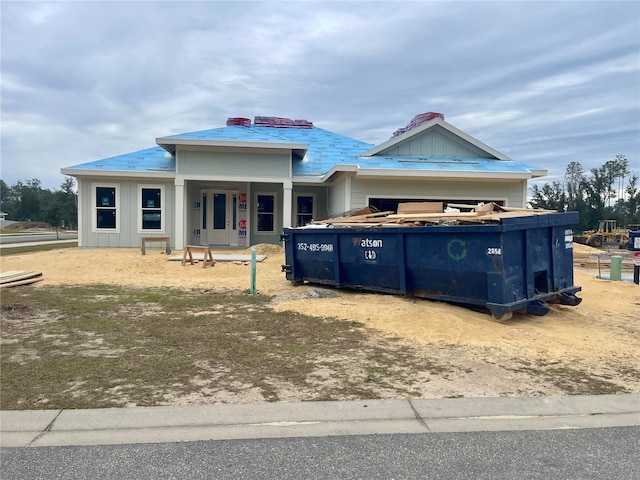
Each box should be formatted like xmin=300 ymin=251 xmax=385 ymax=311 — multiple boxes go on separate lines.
xmin=67 ymin=146 xmax=175 ymax=173
xmin=165 ymin=125 xmax=374 ymax=176
xmin=64 ymin=124 xmax=539 ymax=177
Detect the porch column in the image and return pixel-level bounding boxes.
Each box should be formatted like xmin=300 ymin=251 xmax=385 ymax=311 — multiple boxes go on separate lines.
xmin=175 ymin=178 xmax=185 ymax=250
xmin=77 ymin=178 xmax=84 ymax=247
xmin=283 ymin=180 xmax=292 ymax=229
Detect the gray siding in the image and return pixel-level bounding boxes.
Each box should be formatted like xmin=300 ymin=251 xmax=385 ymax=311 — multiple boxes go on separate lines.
xmin=177 ymin=148 xmax=289 ymax=178
xmin=78 ymin=177 xmax=175 ymax=248
xmin=328 ymin=176 xmax=348 ymax=217
xmin=350 ymin=178 xmax=526 ymax=209
xmin=380 ymin=125 xmax=493 ymax=158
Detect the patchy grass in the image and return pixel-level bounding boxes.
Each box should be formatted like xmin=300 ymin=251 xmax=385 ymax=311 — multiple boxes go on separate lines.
xmin=1 ymin=284 xmax=450 ymax=410
xmin=507 ymin=359 xmax=631 ymax=395
xmin=0 ymin=242 xmax=78 ymax=257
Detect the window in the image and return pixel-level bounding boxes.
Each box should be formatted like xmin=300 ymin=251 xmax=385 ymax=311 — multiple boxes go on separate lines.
xmin=138 ymin=185 xmax=164 ymax=232
xmin=257 ymin=194 xmax=275 ymax=233
xmin=213 ymin=193 xmax=226 ymax=230
xmin=295 ymin=195 xmax=314 ymax=227
xmin=92 ymin=183 xmax=119 ymax=232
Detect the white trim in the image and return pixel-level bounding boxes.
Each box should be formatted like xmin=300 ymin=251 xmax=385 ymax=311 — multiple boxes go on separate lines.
xmin=293 ymin=192 xmax=316 ymax=227
xmin=352 ymin=168 xmax=535 ymax=180
xmin=175 ymin=173 xmax=291 ymax=184
xmin=77 ymin=178 xmax=84 ymax=247
xmin=246 ymin=183 xmax=252 ymax=246
xmin=61 ymin=169 xmax=174 ymax=179
xmin=175 ymin=181 xmax=185 ymax=250
xmin=91 ymin=182 xmax=120 ymax=234
xmin=199 ymin=189 xmax=239 ymax=246
xmin=254 ymin=191 xmax=278 ymax=235
xmin=137 ymin=184 xmax=166 ymax=234
xmin=156 ymin=137 xmax=308 ymax=153
xmin=345 ymin=175 xmax=352 ymax=211
xmin=293 ymin=162 xmax=544 ymax=184
xmin=283 ymin=184 xmax=293 ymax=229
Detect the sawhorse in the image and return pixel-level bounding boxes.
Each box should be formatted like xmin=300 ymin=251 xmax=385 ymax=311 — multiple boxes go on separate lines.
xmin=181 ymin=245 xmax=215 ymax=268
xmin=141 ymin=236 xmax=171 ymax=255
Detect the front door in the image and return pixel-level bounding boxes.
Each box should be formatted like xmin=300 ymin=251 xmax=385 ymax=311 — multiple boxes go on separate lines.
xmin=201 ymin=190 xmax=237 ymax=246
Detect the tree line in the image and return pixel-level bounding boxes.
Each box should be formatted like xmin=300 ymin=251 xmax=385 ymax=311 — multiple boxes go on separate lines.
xmin=2 ymin=156 xmax=638 ymax=235
xmin=0 ymin=177 xmax=78 ymax=231
xmin=529 ymin=154 xmax=639 ymax=232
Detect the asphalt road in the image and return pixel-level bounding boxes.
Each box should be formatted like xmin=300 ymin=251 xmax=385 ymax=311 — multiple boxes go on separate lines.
xmin=0 ymin=233 xmax=77 ymax=245
xmin=2 ymin=427 xmax=638 ymax=479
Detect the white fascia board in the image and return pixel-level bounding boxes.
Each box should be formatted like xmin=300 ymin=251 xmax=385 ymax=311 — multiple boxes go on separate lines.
xmin=361 ymin=117 xmax=512 ymax=161
xmin=353 ymin=168 xmax=533 ymax=180
xmin=60 ymin=168 xmax=175 ymax=179
xmin=321 ymin=164 xmax=358 ymax=181
xmin=156 ymin=138 xmax=308 ymax=151
xmin=175 ymin=173 xmax=291 ymax=184
xmin=290 ymin=165 xmax=358 ymax=185
xmin=528 ymin=169 xmax=548 ymax=178
xmin=291 ymin=176 xmax=326 ymax=184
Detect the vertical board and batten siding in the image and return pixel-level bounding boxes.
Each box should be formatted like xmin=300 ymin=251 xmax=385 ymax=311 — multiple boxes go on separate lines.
xmin=78 ymin=177 xmax=175 ymax=248
xmin=350 ymin=178 xmax=526 ymax=210
xmin=177 ymin=148 xmax=289 ymax=178
xmin=380 ymin=125 xmax=494 ymax=158
xmin=327 ymin=176 xmax=349 ymax=217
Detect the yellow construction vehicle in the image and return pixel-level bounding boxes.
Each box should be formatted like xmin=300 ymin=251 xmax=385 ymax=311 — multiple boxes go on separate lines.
xmin=574 ymin=220 xmax=629 ymax=248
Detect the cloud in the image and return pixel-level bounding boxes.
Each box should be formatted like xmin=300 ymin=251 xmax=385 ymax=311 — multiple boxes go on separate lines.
xmin=1 ymin=1 xmax=638 ymax=190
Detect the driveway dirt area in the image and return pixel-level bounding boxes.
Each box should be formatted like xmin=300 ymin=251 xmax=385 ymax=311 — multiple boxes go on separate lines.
xmin=1 ymin=243 xmax=639 ymax=402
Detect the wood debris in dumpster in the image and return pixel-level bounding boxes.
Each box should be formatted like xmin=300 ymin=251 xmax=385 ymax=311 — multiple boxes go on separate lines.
xmin=311 ymin=202 xmax=557 ymax=228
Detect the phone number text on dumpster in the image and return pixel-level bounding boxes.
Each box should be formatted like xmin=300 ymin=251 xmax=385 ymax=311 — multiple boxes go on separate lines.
xmin=297 ymin=242 xmax=334 ymax=252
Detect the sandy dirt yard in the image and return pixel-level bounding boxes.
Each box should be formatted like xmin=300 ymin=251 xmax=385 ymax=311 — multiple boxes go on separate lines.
xmin=1 ymin=242 xmax=639 ymax=400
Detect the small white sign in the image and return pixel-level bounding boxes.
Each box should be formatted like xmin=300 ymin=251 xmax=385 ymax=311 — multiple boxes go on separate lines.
xmin=634 ymin=252 xmax=640 ymax=266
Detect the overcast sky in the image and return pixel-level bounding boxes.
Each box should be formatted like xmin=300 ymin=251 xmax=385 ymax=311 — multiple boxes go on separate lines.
xmin=2 ymin=0 xmax=639 ymax=191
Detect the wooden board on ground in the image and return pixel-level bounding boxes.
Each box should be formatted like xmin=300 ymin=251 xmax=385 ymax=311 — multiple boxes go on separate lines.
xmin=0 ymin=270 xmax=44 ymax=288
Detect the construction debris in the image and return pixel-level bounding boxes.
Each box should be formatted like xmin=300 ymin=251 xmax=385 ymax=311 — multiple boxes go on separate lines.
xmin=311 ymin=202 xmax=557 ymax=228
xmin=0 ymin=270 xmax=44 ymax=288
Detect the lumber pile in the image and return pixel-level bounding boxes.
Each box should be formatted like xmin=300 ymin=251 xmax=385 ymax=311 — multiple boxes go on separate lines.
xmin=0 ymin=270 xmax=44 ymax=288
xmin=311 ymin=202 xmax=558 ymax=228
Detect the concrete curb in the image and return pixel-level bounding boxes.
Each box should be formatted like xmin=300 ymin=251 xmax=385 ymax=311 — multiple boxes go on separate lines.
xmin=2 ymin=395 xmax=639 ymax=448
xmin=0 ymin=239 xmax=77 ymax=249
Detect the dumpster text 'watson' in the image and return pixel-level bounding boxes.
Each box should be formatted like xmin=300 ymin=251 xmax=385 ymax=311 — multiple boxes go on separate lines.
xmin=352 ymin=238 xmax=383 ymax=248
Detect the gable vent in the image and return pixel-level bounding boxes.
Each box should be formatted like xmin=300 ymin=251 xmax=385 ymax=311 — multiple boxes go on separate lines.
xmin=392 ymin=112 xmax=444 ymax=138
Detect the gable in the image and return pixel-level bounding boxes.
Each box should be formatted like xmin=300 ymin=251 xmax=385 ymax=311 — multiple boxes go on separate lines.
xmin=375 ymin=125 xmax=495 ymax=159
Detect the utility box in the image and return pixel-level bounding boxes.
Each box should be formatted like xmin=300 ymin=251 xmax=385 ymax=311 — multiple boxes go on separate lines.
xmin=281 ymin=212 xmax=582 ymax=320
xmin=629 ymin=230 xmax=640 ymax=284
xmin=629 ymin=230 xmax=640 ymax=252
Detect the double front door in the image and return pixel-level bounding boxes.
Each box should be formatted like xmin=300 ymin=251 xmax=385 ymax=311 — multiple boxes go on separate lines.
xmin=201 ymin=190 xmax=237 ymax=246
